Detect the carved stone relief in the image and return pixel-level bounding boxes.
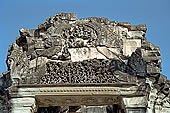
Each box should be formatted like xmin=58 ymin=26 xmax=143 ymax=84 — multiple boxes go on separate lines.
xmin=0 ymin=13 xmax=169 ymax=113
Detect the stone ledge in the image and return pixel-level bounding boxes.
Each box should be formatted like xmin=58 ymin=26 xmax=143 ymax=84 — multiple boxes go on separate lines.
xmin=17 ymin=82 xmax=138 ymax=88
xmin=9 ymin=85 xmax=147 ymax=98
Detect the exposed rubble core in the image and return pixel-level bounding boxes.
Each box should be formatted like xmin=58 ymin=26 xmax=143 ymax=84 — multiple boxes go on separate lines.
xmin=0 ymin=13 xmax=170 ymax=113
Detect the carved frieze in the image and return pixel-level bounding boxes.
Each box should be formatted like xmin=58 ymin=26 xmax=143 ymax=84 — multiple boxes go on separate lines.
xmin=38 ymin=59 xmax=139 ymax=84
xmin=36 ymin=95 xmax=120 ymax=107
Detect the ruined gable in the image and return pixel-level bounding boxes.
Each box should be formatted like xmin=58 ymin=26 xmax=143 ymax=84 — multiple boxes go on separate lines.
xmin=0 ymin=13 xmax=169 ymax=113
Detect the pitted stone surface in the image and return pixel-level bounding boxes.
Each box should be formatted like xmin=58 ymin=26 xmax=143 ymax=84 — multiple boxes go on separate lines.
xmin=6 ymin=13 xmax=150 ymax=85
xmin=0 ymin=13 xmax=169 ymax=113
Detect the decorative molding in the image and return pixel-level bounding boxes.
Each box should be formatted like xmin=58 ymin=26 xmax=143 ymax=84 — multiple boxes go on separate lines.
xmin=10 ymin=85 xmax=146 ymax=98
xmin=36 ymin=95 xmax=121 ymax=107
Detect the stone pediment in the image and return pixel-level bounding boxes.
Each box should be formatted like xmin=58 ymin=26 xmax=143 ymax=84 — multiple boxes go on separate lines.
xmin=0 ymin=13 xmax=170 ymax=113
xmin=6 ymin=13 xmax=150 ymax=86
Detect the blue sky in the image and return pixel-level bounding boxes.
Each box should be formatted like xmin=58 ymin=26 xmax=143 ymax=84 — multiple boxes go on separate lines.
xmin=0 ymin=0 xmax=170 ymax=79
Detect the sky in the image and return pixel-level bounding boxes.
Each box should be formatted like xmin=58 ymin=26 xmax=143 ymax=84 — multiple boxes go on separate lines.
xmin=0 ymin=0 xmax=170 ymax=79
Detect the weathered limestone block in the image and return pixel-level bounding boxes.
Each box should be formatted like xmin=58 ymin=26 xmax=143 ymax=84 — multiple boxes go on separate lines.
xmin=9 ymin=97 xmax=36 ymax=113
xmin=123 ymin=39 xmax=141 ymax=56
xmin=127 ymin=31 xmax=145 ymax=39
xmin=142 ymin=41 xmax=160 ymax=56
xmin=147 ymin=64 xmax=161 ymax=74
xmin=69 ymin=47 xmax=121 ymax=62
xmin=35 ymin=46 xmax=61 ymax=58
xmin=129 ymin=24 xmax=147 ymax=32
xmin=29 ymin=57 xmax=48 ymax=69
xmin=123 ymin=97 xmax=148 ymax=108
xmin=118 ymin=22 xmax=131 ymax=27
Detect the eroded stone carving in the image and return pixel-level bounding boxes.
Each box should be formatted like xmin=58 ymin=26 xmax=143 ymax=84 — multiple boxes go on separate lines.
xmin=0 ymin=12 xmax=169 ymax=113
xmin=39 ymin=59 xmax=139 ymax=84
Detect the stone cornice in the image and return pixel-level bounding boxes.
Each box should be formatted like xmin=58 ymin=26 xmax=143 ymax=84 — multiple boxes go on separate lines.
xmin=9 ymin=85 xmax=146 ymax=98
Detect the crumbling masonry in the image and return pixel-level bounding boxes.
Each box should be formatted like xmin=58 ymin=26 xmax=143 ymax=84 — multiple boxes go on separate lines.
xmin=0 ymin=13 xmax=170 ymax=113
